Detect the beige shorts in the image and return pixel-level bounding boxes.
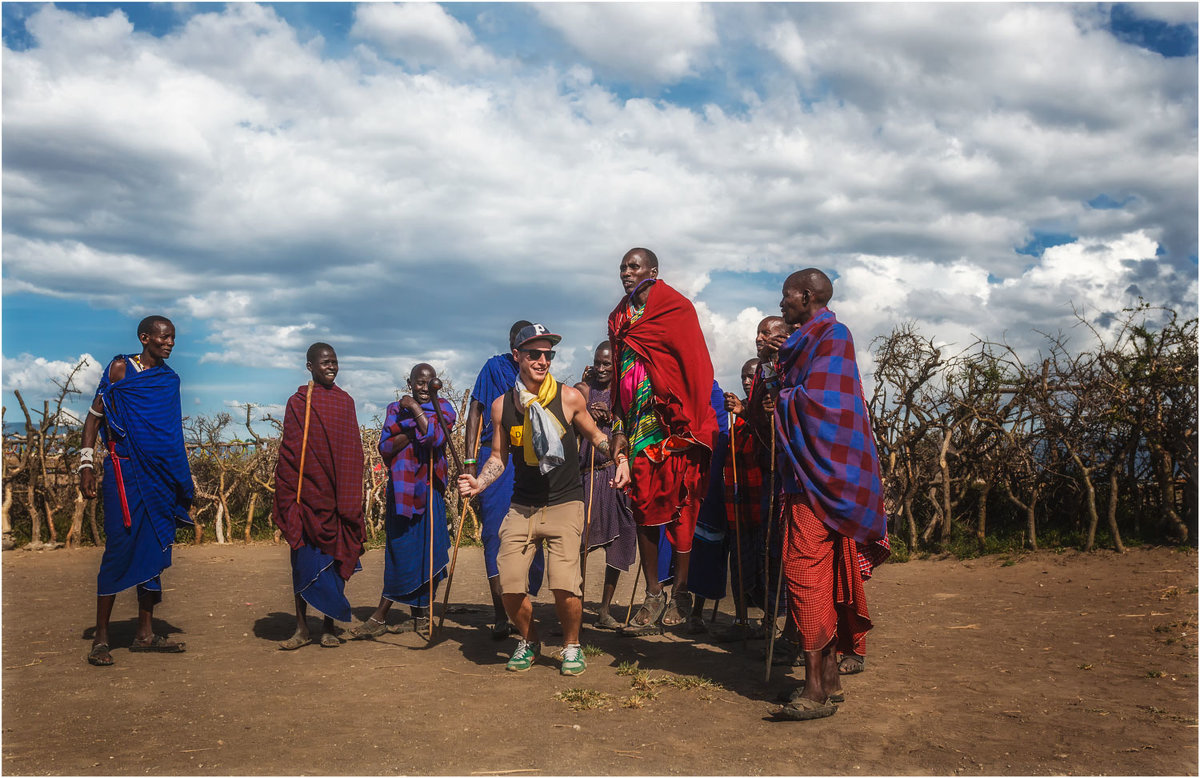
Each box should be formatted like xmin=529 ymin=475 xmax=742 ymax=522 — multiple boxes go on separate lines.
xmin=497 ymin=501 xmax=584 ymax=597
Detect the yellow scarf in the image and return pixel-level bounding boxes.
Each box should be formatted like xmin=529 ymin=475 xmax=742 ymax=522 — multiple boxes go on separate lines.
xmin=512 ymin=375 xmax=566 ymax=467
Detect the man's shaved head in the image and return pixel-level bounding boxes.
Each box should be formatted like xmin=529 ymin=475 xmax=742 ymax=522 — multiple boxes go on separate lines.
xmin=783 ymin=268 xmax=833 ymax=306
xmin=759 ymin=315 xmax=788 ymax=334
xmin=623 ymin=247 xmax=658 ymax=270
xmin=137 ymin=315 xmax=173 ymax=337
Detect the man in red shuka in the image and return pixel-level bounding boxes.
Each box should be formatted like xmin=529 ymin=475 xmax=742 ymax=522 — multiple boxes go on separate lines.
xmin=608 ymin=247 xmax=719 ymax=636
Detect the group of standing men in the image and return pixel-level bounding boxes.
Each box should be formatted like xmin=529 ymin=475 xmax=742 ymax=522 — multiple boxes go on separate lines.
xmin=77 ymin=247 xmax=890 ymax=721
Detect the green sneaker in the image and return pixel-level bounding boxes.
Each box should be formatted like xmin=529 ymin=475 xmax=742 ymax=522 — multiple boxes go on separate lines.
xmin=559 ymin=643 xmax=586 ymax=676
xmin=506 ymin=639 xmax=539 ymax=672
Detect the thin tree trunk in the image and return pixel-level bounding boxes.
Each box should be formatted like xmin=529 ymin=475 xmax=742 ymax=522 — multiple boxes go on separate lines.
xmin=1 ymin=481 xmax=12 ymax=549
xmin=975 ymin=482 xmax=992 ymax=553
xmin=1105 ymin=467 xmax=1126 ymax=553
xmin=1151 ymin=446 xmax=1188 ymax=542
xmin=87 ymin=498 xmax=100 ymax=545
xmin=1072 ymin=453 xmax=1101 ymax=552
xmin=66 ymin=488 xmax=85 ymax=549
xmin=938 ymin=429 xmax=953 ymax=546
xmin=26 ymin=480 xmax=40 ymax=546
xmin=244 ymin=491 xmax=258 ymax=542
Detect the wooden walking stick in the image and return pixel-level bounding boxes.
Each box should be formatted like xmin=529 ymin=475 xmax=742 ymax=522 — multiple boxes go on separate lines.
xmin=580 ymin=446 xmax=597 ymax=593
xmin=428 ymin=379 xmax=478 ymax=637
xmin=295 ymin=380 xmax=315 ymax=504
xmin=765 ymin=499 xmax=789 ymax=681
xmin=623 ymin=564 xmax=643 ymax=627
xmin=728 ymin=413 xmax=746 ymax=644
xmin=427 ymin=447 xmax=435 ymax=640
xmin=764 ymin=432 xmax=782 ymax=683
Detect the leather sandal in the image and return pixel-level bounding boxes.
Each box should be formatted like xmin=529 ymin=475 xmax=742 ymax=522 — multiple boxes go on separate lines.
xmin=619 ymin=590 xmax=667 ymax=637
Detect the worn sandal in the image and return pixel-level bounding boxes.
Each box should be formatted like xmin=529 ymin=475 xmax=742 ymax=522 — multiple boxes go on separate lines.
xmin=319 ymin=632 xmax=342 ymax=647
xmin=349 ymin=617 xmax=388 ymax=640
xmin=87 ymin=643 xmax=114 ymax=666
xmin=661 ymin=590 xmax=693 ymax=626
xmin=776 ymin=684 xmax=845 ymax=704
xmin=772 ymin=696 xmax=838 ymax=721
xmin=279 ymin=634 xmax=313 ymax=650
xmin=594 ymin=612 xmax=622 ymax=630
xmin=838 ymin=654 xmax=864 ymax=675
xmin=129 ymin=635 xmax=186 ymax=653
xmin=619 ymin=590 xmax=668 ymax=637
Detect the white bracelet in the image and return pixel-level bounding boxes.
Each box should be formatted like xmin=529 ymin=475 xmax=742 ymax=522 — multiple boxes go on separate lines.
xmin=88 ymin=406 xmax=105 ymax=418
xmin=76 ymin=463 xmax=94 ymax=473
xmin=79 ymin=447 xmax=95 ymax=462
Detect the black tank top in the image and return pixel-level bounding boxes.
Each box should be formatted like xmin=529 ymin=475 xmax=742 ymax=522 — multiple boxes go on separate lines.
xmin=502 ymin=384 xmax=584 ymax=507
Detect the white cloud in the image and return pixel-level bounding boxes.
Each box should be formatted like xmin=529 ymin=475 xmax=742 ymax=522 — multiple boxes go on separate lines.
xmin=1 ymin=3 xmax=1194 ymax=420
xmin=350 ymin=3 xmax=495 ymax=70
xmin=1125 ymin=3 xmax=1198 ymax=26
xmin=2 ymin=353 xmax=102 ymax=422
xmin=535 ymin=3 xmax=717 ymax=83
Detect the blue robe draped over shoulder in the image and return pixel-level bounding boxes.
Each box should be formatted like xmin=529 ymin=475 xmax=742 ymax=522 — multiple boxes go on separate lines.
xmin=94 ymin=355 xmax=193 ymax=598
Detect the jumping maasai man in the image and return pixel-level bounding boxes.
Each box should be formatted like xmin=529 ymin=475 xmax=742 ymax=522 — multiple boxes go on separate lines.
xmin=350 ymin=363 xmax=455 ymax=639
xmin=79 ymin=315 xmax=193 ymax=667
xmin=770 ymin=268 xmax=890 ymax=721
xmin=575 ymin=340 xmax=638 ymax=630
xmin=465 ymin=320 xmax=545 ymax=638
xmin=274 ymin=343 xmax=365 ymax=650
xmin=608 ymin=247 xmax=719 ymax=636
xmin=459 ymin=324 xmax=628 ymax=676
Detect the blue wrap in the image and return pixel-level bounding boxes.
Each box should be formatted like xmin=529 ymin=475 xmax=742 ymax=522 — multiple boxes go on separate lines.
xmin=292 ymin=545 xmax=360 ymax=621
xmin=383 ymin=489 xmax=449 ymax=607
xmin=95 ymin=356 xmax=193 ymax=597
xmin=686 ymin=381 xmax=731 ymax=600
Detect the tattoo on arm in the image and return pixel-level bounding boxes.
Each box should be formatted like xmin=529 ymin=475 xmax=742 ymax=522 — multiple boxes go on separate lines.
xmin=475 ymin=458 xmax=505 ymax=491
xmin=595 ymin=438 xmax=611 ymax=458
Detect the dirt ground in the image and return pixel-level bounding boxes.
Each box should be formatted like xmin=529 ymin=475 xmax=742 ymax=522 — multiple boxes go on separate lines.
xmin=2 ymin=542 xmax=1196 ymax=776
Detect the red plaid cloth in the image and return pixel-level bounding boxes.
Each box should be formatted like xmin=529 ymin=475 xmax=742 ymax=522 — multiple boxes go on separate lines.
xmin=273 ymin=383 xmax=365 ymax=580
xmin=724 ymin=415 xmax=763 ymax=526
xmin=782 ymin=494 xmax=872 ymax=653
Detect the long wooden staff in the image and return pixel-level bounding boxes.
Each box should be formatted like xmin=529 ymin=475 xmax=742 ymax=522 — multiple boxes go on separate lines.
xmin=580 ymin=446 xmax=597 ymax=592
xmin=427 ymin=444 xmax=435 ymax=640
xmin=765 ymin=497 xmax=789 ymax=681
xmin=728 ymin=413 xmax=746 ymax=643
xmin=429 ymin=380 xmax=478 ymax=636
xmin=623 ymin=564 xmax=643 ymax=627
xmin=295 ymin=380 xmax=314 ymax=503
xmin=764 ymin=430 xmax=780 ymax=682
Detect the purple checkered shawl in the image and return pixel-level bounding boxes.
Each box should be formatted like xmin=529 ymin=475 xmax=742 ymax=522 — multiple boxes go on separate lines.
xmin=775 ymin=308 xmax=887 ymax=544
xmin=379 ymin=398 xmax=456 ymax=517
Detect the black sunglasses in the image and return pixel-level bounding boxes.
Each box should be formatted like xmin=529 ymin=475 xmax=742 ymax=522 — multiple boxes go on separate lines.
xmin=521 ymin=348 xmax=556 ymax=362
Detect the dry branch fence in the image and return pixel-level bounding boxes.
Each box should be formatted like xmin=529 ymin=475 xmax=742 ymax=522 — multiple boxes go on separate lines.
xmin=3 ymin=304 xmax=1196 ymax=555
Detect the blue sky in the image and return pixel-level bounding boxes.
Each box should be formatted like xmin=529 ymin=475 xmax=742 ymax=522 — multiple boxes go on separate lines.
xmin=3 ymin=2 xmax=1197 ymax=429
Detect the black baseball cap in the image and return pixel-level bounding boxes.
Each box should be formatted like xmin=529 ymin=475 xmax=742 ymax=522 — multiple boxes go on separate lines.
xmin=514 ymin=323 xmax=562 ymax=349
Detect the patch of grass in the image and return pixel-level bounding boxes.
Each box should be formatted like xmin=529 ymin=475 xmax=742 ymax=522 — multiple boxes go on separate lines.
xmin=653 ymin=674 xmax=721 ymax=691
xmin=555 ymin=688 xmax=611 ymax=711
xmin=581 ymin=644 xmax=605 ymax=658
xmin=1001 ymin=558 xmax=1017 ymax=567
xmin=886 ymin=538 xmax=911 ymax=564
xmin=1188 ymin=586 xmax=1199 ymax=595
xmin=620 ymin=690 xmax=656 ymax=709
xmin=1146 ymin=670 xmax=1167 ymax=678
xmin=615 ymin=661 xmax=639 ymax=676
xmin=630 ymin=670 xmax=655 ymax=693
xmin=1078 ymin=664 xmax=1093 ymax=670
